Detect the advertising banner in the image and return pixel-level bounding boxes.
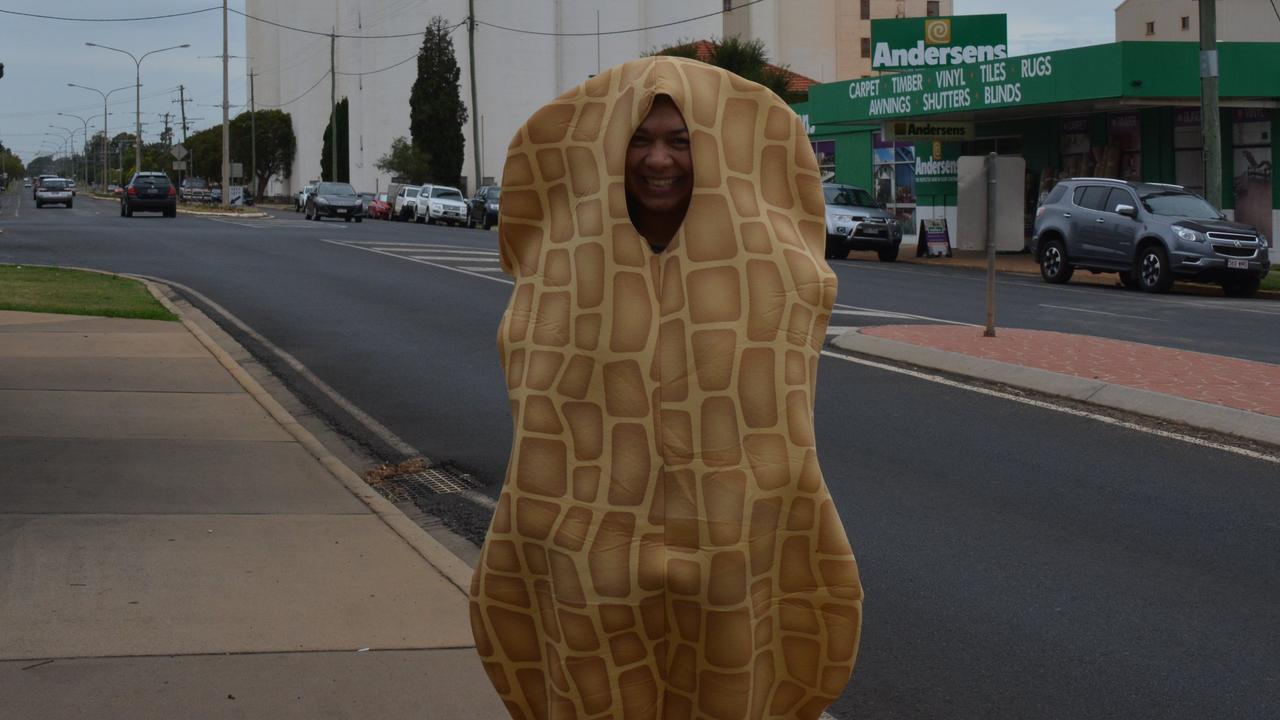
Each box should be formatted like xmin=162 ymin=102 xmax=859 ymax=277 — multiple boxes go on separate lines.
xmin=871 ymin=14 xmax=1009 ymax=70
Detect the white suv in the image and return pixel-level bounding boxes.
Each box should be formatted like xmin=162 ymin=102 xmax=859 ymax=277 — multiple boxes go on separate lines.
xmin=394 ymin=185 xmax=423 ymax=222
xmin=422 ymin=185 xmax=469 ymax=226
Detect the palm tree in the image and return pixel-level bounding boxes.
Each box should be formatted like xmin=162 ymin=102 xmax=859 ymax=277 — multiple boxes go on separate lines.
xmin=648 ymin=36 xmax=803 ymax=103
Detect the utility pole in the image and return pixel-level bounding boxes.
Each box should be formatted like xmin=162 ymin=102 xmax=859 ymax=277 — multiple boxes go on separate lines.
xmin=175 ymin=85 xmax=191 ymax=142
xmin=330 ymin=31 xmax=337 ymax=182
xmin=250 ymin=69 xmax=257 ymax=200
xmin=1198 ymin=0 xmax=1221 ymax=207
xmin=468 ymin=0 xmax=482 ymax=192
xmin=221 ymin=0 xmax=231 ymax=207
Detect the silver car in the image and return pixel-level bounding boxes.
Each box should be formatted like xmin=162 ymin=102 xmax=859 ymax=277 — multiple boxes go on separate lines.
xmin=34 ymin=178 xmax=73 ymax=209
xmin=823 ymin=183 xmax=902 ymax=261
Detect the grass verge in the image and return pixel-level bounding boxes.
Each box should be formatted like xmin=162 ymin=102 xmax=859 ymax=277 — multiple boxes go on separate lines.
xmin=0 ymin=265 xmax=177 ymax=321
xmin=1262 ymin=271 xmax=1280 ymax=292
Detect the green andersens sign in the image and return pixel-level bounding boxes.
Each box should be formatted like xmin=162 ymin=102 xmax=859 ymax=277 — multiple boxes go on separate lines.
xmin=812 ymin=44 xmax=1127 ymax=124
xmin=871 ymin=14 xmax=1008 ymax=70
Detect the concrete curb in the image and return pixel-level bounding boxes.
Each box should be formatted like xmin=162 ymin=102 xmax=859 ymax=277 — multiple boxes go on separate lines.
xmin=134 ymin=275 xmax=478 ymax=595
xmin=830 ymin=329 xmax=1280 ymax=448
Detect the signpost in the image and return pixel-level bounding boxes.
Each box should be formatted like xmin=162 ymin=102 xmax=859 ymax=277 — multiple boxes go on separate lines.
xmin=871 ymin=14 xmax=1008 ymax=71
xmin=171 ymin=144 xmax=188 ymax=197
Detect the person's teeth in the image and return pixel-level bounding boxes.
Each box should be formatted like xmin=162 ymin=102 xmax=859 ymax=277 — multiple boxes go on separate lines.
xmin=648 ymin=177 xmax=675 ymax=187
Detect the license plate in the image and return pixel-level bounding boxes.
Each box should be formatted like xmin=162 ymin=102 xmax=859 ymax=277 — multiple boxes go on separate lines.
xmin=337 ymin=208 xmax=347 ymax=214
xmin=1227 ymin=258 xmax=1248 ymax=269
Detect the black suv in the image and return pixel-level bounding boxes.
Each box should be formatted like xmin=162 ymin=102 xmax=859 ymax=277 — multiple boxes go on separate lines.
xmin=1031 ymin=178 xmax=1270 ymax=297
xmin=121 ymin=172 xmax=177 ymax=218
xmin=467 ymin=185 xmax=501 ymax=230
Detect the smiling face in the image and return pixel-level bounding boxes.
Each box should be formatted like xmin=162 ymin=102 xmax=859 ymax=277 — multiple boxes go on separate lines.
xmin=625 ymin=95 xmax=693 ymax=247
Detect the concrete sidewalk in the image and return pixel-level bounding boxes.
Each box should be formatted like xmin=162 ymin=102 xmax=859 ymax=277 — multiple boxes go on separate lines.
xmin=0 ymin=307 xmax=505 ymax=718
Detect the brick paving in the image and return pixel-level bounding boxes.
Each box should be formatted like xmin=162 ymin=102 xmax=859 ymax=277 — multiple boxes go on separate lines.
xmin=862 ymin=324 xmax=1280 ymax=418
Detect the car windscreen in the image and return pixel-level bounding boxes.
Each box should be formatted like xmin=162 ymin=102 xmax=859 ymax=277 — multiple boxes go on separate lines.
xmin=137 ymin=176 xmax=170 ymax=187
xmin=316 ymin=182 xmax=356 ymax=196
xmin=185 ymin=179 xmax=207 ymax=188
xmin=823 ymin=186 xmax=875 ymax=208
xmin=432 ymin=187 xmax=463 ymax=200
xmin=41 ymin=180 xmax=68 ymax=189
xmin=486 ymin=188 xmax=501 ymax=200
xmin=1141 ymin=191 xmax=1223 ymax=219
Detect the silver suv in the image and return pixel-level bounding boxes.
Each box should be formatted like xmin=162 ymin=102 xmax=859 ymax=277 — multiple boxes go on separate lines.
xmin=1031 ymin=178 xmax=1271 ymax=297
xmin=823 ymin=183 xmax=902 ymax=261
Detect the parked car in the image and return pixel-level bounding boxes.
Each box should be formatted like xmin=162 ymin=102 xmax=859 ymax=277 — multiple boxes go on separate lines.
xmin=467 ymin=185 xmax=501 ymax=230
xmin=67 ymin=180 xmax=77 ymax=196
xmin=367 ymin=192 xmax=392 ymax=220
xmin=23 ymin=179 xmax=31 ymax=188
xmin=357 ymin=192 xmax=376 ymax=213
xmin=1031 ymin=178 xmax=1271 ymax=297
xmin=34 ymin=177 xmax=73 ymax=208
xmin=120 ymin=171 xmax=177 ymax=217
xmin=294 ymin=183 xmax=316 ymax=212
xmin=180 ymin=177 xmax=210 ymax=203
xmin=108 ymin=184 xmax=123 ymax=197
xmin=422 ymin=185 xmax=468 ymax=225
xmin=822 ymin=182 xmax=902 ymax=261
xmin=304 ymin=181 xmax=364 ymax=222
xmin=393 ymin=184 xmax=423 ymax=222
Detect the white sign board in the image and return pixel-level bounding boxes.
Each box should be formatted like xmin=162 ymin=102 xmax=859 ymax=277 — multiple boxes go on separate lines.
xmin=230 ymin=162 xmax=243 ymax=178
xmin=956 ymin=155 xmax=1025 ymax=252
xmin=172 ymin=160 xmax=187 ymax=171
xmin=229 ymin=185 xmax=244 ymax=203
xmin=171 ymin=144 xmax=188 ymax=160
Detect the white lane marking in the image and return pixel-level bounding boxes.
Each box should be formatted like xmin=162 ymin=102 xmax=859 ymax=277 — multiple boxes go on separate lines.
xmin=409 ymin=255 xmax=499 ymax=262
xmin=457 ymin=266 xmax=504 ymax=273
xmin=1040 ymin=303 xmax=1162 ymax=321
xmin=833 ymin=302 xmax=977 ymax=327
xmin=321 ymin=238 xmax=514 ymax=286
xmin=375 ymin=247 xmax=497 ymax=256
xmin=820 ymin=348 xmax=1280 ymax=465
xmin=833 ymin=260 xmax=1280 ymax=316
xmin=201 ymin=216 xmax=271 ymax=229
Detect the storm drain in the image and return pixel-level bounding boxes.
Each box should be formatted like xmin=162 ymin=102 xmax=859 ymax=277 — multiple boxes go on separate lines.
xmin=363 ymin=459 xmax=480 ymax=501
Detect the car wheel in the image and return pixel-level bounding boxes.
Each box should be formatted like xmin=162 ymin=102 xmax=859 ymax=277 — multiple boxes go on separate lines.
xmin=483 ymin=219 xmax=493 ymax=231
xmin=416 ymin=212 xmax=425 ymax=224
xmin=67 ymin=201 xmax=73 ymax=209
xmin=1137 ymin=245 xmax=1174 ymax=293
xmin=125 ymin=204 xmax=134 ymax=217
xmin=355 ymin=217 xmax=363 ymax=223
xmin=344 ymin=216 xmax=351 ymax=222
xmin=36 ymin=201 xmax=43 ymax=209
xmin=1222 ymin=276 xmax=1261 ymax=298
xmin=1118 ymin=270 xmax=1139 ymax=289
xmin=1039 ymin=239 xmax=1074 ymax=283
xmin=119 ymin=204 xmax=125 ymax=216
xmin=877 ymin=243 xmax=900 ymax=262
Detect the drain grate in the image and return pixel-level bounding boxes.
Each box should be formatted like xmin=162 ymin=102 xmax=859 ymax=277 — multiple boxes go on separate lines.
xmin=367 ymin=465 xmax=480 ymax=501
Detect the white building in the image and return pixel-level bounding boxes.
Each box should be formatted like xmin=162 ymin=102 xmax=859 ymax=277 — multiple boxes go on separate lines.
xmin=246 ymin=0 xmax=953 ymax=196
xmin=1115 ymin=0 xmax=1280 ymax=42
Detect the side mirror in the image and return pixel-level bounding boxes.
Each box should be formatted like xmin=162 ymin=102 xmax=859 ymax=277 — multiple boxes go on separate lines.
xmin=1116 ymin=204 xmax=1137 ymax=218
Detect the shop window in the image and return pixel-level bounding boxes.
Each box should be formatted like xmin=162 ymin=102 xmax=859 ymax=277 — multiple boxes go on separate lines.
xmin=1109 ymin=113 xmax=1142 ymax=182
xmin=927 ymin=1 xmax=941 ymax=17
xmin=861 ymin=37 xmax=871 ymax=58
xmin=1232 ymin=109 xmax=1274 ymax=244
xmin=1145 ymin=21 xmax=1155 ymax=36
xmin=873 ymin=133 xmax=918 ymax=235
xmin=1181 ymin=16 xmax=1190 ymax=31
xmin=860 ymin=0 xmax=870 ymax=20
xmin=1174 ymin=109 xmax=1205 ymax=195
xmin=811 ymin=140 xmax=837 ymax=183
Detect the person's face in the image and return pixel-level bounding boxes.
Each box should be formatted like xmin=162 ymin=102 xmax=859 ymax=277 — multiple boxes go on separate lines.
xmin=625 ymin=96 xmax=693 ymax=220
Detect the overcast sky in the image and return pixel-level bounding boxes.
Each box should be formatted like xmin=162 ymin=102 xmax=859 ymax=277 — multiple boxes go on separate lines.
xmin=0 ymin=1 xmax=1122 ymax=164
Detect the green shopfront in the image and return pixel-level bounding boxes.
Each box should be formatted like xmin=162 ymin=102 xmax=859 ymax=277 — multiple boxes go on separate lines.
xmin=795 ymin=42 xmax=1280 ymax=247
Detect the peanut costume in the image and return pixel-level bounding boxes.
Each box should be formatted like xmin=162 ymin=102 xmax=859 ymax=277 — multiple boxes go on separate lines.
xmin=470 ymin=57 xmax=863 ymax=720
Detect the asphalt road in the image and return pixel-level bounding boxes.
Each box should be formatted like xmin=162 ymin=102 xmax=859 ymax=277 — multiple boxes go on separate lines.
xmin=2 ymin=191 xmax=1278 ymax=719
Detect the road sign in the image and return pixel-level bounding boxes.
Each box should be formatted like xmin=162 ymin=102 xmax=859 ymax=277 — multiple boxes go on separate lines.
xmin=230 ymin=162 xmax=243 ymax=177
xmin=172 ymin=160 xmax=188 ymax=171
xmin=171 ymin=144 xmax=188 ymax=160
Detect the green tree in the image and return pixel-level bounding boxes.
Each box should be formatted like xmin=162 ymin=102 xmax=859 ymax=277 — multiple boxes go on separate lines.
xmin=375 ymin=136 xmax=429 ymax=183
xmin=320 ymin=98 xmax=349 ymax=182
xmin=650 ymin=36 xmax=802 ymax=102
xmin=184 ymin=126 xmax=222 ymax=181
xmin=409 ymin=15 xmax=468 ymax=188
xmin=230 ymin=109 xmax=296 ymax=197
xmin=1 ymin=150 xmax=24 ymax=183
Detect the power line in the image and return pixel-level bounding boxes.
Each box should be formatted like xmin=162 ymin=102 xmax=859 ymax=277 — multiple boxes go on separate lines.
xmin=335 ymin=53 xmax=417 ymax=77
xmin=227 ymin=8 xmax=426 ymax=39
xmin=475 ymin=0 xmax=769 ymax=37
xmin=1270 ymin=0 xmax=1280 ymax=24
xmin=0 ymin=7 xmax=218 ymax=22
xmin=257 ymin=72 xmax=331 ymax=109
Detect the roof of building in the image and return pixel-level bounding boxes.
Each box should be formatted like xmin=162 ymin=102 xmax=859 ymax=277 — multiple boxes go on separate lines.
xmin=681 ymin=40 xmax=818 ymax=94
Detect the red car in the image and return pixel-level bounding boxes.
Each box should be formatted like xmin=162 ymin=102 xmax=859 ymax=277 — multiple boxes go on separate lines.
xmin=367 ymin=192 xmax=392 ymax=220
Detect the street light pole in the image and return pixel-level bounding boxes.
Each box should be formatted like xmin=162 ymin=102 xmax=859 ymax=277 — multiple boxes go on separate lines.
xmin=58 ymin=112 xmax=91 ymax=186
xmin=68 ymin=83 xmax=131 ymax=191
xmin=86 ymin=42 xmax=189 ymax=176
xmin=48 ymin=126 xmax=75 ymax=181
xmin=222 ymin=0 xmax=231 ymax=208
